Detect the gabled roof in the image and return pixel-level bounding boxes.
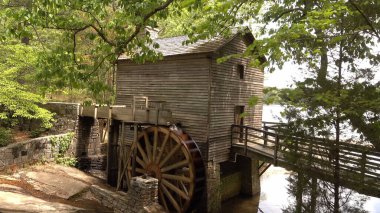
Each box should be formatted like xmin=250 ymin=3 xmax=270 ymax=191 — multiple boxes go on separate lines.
xmin=119 ymin=32 xmax=255 ymax=60
xmin=146 ymin=35 xmax=230 ymax=56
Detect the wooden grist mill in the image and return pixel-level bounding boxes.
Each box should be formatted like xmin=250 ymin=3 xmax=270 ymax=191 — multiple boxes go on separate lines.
xmin=78 ymin=31 xmax=265 ymax=213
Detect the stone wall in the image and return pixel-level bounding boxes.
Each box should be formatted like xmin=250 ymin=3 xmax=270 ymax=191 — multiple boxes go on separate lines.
xmin=220 ymin=171 xmax=242 ymax=201
xmin=0 ymin=134 xmax=68 ymax=171
xmin=76 ymin=117 xmax=103 ymax=157
xmin=44 ymin=102 xmax=80 ymax=134
xmin=90 ymin=176 xmax=164 ymax=213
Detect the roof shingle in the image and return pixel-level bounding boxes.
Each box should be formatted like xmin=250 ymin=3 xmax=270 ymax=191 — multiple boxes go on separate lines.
xmin=119 ymin=35 xmax=232 ymax=59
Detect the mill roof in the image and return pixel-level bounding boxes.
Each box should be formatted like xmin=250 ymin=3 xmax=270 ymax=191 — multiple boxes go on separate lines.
xmin=119 ymin=32 xmax=256 ymax=60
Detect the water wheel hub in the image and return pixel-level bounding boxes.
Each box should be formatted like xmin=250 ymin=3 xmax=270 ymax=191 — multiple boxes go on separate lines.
xmin=146 ymin=163 xmax=162 ymax=180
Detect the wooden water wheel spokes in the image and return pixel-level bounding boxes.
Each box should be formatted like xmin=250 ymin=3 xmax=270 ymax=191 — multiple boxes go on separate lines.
xmin=127 ymin=126 xmax=205 ymax=213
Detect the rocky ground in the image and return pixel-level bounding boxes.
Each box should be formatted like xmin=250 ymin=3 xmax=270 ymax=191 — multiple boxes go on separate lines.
xmin=0 ymin=163 xmax=113 ymax=213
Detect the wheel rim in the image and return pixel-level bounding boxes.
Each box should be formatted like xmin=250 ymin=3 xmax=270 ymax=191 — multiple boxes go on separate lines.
xmin=127 ymin=126 xmax=205 ymax=213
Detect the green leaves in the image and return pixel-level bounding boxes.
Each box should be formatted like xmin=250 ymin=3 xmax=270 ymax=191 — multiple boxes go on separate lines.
xmin=51 ymin=132 xmax=77 ymax=166
xmin=1 ymin=0 xmax=185 ymax=103
xmin=0 ymin=43 xmax=54 ymax=128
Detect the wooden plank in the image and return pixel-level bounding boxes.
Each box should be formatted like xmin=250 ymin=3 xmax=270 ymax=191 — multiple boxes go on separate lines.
xmin=80 ymin=106 xmax=172 ymax=126
xmin=116 ymin=56 xmax=211 ymax=156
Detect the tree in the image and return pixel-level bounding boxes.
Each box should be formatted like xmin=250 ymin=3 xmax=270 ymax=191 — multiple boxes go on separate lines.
xmin=0 ymin=42 xmax=54 ymax=129
xmin=1 ymin=0 xmax=200 ymax=103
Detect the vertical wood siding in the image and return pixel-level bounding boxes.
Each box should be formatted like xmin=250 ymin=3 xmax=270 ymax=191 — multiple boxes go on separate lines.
xmin=116 ymin=55 xmax=211 ymax=157
xmin=209 ymin=36 xmax=264 ymax=163
xmin=115 ymin=35 xmax=264 ymax=164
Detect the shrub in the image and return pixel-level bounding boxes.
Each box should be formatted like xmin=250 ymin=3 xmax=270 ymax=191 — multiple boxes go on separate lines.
xmin=30 ymin=128 xmax=46 ymax=138
xmin=0 ymin=128 xmax=12 ymax=147
xmin=51 ymin=132 xmax=77 ymax=167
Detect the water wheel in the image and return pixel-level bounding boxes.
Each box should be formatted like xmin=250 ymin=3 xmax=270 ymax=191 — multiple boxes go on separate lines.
xmin=127 ymin=126 xmax=205 ymax=213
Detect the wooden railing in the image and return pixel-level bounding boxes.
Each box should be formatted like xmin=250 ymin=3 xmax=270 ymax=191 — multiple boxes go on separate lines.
xmin=231 ymin=124 xmax=380 ymax=196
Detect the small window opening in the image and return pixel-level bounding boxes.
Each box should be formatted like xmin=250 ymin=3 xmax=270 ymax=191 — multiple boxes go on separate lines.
xmin=234 ymin=106 xmax=245 ymax=126
xmin=234 ymin=106 xmax=245 ymax=142
xmin=237 ymin=64 xmax=245 ymax=79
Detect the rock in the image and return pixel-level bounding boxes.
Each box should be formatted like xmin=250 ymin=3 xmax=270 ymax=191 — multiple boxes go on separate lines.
xmin=43 ymin=164 xmax=100 ymax=184
xmin=140 ymin=203 xmax=167 ymax=213
xmin=0 ymin=183 xmax=24 ymax=192
xmin=24 ymin=171 xmax=89 ymax=199
xmin=0 ymin=191 xmax=82 ymax=212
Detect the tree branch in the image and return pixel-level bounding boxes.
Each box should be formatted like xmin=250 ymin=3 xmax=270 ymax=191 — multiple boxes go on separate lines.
xmin=117 ymin=0 xmax=174 ymax=53
xmin=348 ymin=0 xmax=380 ymax=40
xmin=273 ymin=8 xmax=305 ymax=22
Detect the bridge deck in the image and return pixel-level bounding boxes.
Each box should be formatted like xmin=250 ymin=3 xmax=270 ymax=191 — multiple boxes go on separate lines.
xmin=230 ymin=125 xmax=380 ymax=197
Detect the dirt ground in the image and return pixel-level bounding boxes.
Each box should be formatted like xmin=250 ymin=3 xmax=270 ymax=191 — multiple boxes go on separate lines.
xmin=0 ymin=163 xmax=113 ymax=213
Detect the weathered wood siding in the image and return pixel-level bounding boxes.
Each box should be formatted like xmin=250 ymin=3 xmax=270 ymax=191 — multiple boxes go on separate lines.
xmin=116 ymin=55 xmax=211 ymax=156
xmin=209 ymin=35 xmax=264 ymax=163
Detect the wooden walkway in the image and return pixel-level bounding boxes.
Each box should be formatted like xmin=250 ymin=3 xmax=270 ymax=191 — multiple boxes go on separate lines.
xmin=230 ymin=124 xmax=380 ymax=197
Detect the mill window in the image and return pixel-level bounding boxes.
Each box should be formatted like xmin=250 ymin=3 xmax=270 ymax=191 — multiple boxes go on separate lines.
xmin=237 ymin=64 xmax=244 ymax=79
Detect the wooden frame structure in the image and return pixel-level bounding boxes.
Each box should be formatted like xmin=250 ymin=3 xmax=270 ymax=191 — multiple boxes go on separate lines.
xmin=79 ymin=96 xmax=205 ymax=213
xmin=231 ymin=124 xmax=380 ymax=197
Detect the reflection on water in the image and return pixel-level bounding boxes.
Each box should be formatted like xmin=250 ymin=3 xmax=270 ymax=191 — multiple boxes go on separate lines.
xmin=259 ymin=167 xmax=290 ymax=212
xmin=222 ymin=166 xmax=380 ymax=213
xmin=261 ymin=167 xmax=380 ymax=212
xmin=221 ymin=195 xmax=259 ymax=213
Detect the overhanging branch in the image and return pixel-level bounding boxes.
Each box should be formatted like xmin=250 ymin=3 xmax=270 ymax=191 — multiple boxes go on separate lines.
xmin=348 ymin=0 xmax=380 ymax=40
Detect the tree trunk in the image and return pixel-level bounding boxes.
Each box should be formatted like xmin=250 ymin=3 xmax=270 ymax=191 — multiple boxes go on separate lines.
xmin=295 ymin=172 xmax=304 ymax=213
xmin=333 ymin=34 xmax=344 ymax=213
xmin=310 ymin=177 xmax=317 ymax=212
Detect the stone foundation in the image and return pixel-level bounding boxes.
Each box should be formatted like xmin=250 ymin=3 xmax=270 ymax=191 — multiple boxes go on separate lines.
xmin=77 ymin=155 xmax=107 ymax=171
xmin=237 ymin=156 xmax=261 ymax=196
xmin=206 ymin=156 xmax=261 ymax=212
xmin=207 ymin=162 xmax=222 ymax=213
xmin=90 ymin=176 xmax=165 ymax=213
xmin=220 ymin=160 xmax=242 ymax=202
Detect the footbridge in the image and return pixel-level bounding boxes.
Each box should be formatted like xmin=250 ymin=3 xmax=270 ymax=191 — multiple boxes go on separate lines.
xmin=230 ymin=123 xmax=380 ymax=197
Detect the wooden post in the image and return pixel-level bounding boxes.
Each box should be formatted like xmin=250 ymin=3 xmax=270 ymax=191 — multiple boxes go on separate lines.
xmin=308 ymin=140 xmax=313 ymax=168
xmin=244 ymin=126 xmax=248 ymax=156
xmin=106 ymin=120 xmax=113 ymax=185
xmin=274 ymin=135 xmax=279 ymax=166
xmin=263 ymin=124 xmax=268 ymax=146
xmin=117 ymin=122 xmax=125 ymax=190
xmin=230 ymin=125 xmax=233 ymax=147
xmin=361 ymin=152 xmax=367 ymax=182
xmin=107 ymin=119 xmax=120 ymax=187
xmin=132 ymin=123 xmax=138 ymax=177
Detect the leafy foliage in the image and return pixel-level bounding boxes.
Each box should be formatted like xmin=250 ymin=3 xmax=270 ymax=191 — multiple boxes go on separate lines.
xmin=50 ymin=132 xmax=77 ymax=167
xmin=0 ymin=127 xmax=12 ymax=147
xmin=0 ymin=43 xmax=54 ymax=129
xmin=263 ymin=87 xmax=295 ymax=105
xmin=175 ymin=0 xmax=380 ymax=149
xmin=29 ymin=128 xmax=46 ymax=138
xmin=1 ymin=0 xmax=190 ymax=103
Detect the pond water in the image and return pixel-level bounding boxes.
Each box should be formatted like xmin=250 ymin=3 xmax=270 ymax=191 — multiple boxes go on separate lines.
xmin=221 ymin=105 xmax=380 ymax=212
xmin=222 ymin=166 xmax=380 ymax=213
xmin=259 ymin=167 xmax=380 ymax=212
